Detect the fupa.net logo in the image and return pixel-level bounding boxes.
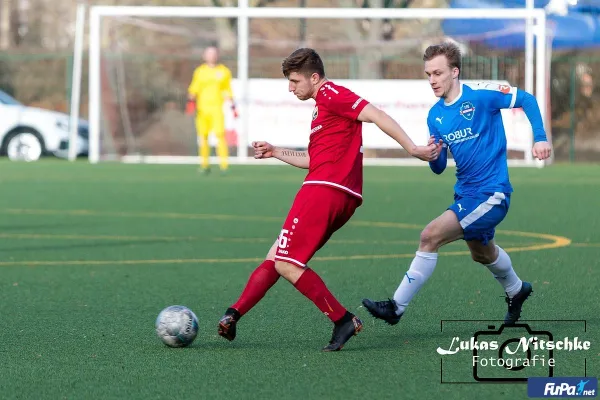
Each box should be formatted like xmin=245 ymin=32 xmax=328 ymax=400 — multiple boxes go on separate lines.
xmin=528 ymin=377 xmax=597 ymax=398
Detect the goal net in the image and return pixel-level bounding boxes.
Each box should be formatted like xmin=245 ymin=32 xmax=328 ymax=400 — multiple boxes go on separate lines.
xmin=84 ymin=5 xmax=547 ymax=166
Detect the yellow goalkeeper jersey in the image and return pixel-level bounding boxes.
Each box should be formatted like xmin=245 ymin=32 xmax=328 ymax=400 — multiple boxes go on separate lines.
xmin=188 ymin=64 xmax=234 ymax=111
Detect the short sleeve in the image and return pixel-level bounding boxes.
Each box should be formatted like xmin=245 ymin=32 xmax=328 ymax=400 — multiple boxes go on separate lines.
xmin=323 ymin=84 xmax=369 ymax=120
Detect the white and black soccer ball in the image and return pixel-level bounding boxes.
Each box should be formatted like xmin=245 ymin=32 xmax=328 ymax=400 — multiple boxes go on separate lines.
xmin=155 ymin=305 xmax=199 ymax=348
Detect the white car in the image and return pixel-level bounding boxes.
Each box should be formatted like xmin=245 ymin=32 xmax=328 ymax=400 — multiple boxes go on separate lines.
xmin=0 ymin=90 xmax=89 ymax=161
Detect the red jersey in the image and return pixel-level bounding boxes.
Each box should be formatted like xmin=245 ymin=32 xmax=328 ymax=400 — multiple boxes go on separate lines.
xmin=303 ymin=81 xmax=369 ymax=201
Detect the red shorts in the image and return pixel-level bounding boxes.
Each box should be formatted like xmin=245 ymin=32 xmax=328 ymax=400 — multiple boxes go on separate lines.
xmin=274 ymin=184 xmax=361 ymax=268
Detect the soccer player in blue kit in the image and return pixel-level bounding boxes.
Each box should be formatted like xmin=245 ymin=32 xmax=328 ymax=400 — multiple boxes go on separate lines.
xmin=362 ymin=42 xmax=552 ymax=326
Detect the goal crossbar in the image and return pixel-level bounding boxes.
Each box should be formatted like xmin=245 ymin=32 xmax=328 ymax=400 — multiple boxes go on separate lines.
xmin=85 ymin=5 xmax=547 ymax=166
xmin=90 ymin=6 xmax=545 ymax=19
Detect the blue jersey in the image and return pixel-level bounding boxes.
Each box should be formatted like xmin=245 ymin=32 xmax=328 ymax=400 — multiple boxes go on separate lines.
xmin=427 ymin=82 xmax=546 ymax=197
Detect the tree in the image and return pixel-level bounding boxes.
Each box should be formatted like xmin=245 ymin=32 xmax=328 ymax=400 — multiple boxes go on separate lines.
xmin=0 ymin=0 xmax=10 ymax=49
xmin=340 ymin=0 xmax=443 ymax=78
xmin=210 ymin=0 xmax=280 ymax=51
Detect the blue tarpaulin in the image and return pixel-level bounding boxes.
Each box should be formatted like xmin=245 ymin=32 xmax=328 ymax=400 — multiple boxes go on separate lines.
xmin=442 ymin=0 xmax=600 ymax=49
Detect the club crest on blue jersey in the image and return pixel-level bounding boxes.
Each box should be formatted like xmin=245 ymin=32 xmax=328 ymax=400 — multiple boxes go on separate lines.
xmin=460 ymin=101 xmax=476 ymax=120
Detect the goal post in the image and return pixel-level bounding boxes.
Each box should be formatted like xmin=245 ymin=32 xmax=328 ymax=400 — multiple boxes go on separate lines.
xmin=83 ymin=4 xmax=547 ymax=166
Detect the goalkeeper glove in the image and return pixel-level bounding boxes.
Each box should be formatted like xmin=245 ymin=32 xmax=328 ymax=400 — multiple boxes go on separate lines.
xmin=231 ymin=102 xmax=239 ymax=119
xmin=185 ymin=99 xmax=196 ymax=115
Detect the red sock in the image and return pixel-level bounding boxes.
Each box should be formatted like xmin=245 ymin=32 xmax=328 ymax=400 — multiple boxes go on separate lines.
xmin=231 ymin=260 xmax=280 ymax=316
xmin=293 ymin=268 xmax=347 ymax=323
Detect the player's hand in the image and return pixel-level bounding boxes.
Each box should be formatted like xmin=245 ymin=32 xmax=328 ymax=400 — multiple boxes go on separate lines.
xmin=427 ymin=135 xmax=436 ymax=146
xmin=411 ymin=143 xmax=439 ymax=162
xmin=427 ymin=135 xmax=444 ymax=153
xmin=252 ymin=141 xmax=275 ymax=159
xmin=185 ymin=100 xmax=195 ymax=115
xmin=532 ymin=141 xmax=552 ymax=160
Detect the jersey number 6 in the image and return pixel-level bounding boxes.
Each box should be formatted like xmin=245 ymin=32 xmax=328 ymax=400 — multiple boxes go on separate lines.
xmin=278 ymin=229 xmax=290 ymax=249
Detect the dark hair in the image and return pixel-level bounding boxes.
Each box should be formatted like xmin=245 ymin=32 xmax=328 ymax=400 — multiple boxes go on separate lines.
xmin=282 ymin=48 xmax=325 ymax=79
xmin=423 ymin=42 xmax=462 ymax=75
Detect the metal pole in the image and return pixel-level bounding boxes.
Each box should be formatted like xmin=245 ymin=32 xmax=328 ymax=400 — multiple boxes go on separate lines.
xmin=68 ymin=1 xmax=86 ymax=161
xmin=237 ymin=0 xmax=249 ymax=161
xmin=535 ymin=12 xmax=547 ymax=167
xmin=525 ymin=0 xmax=534 ymax=93
xmin=569 ymin=61 xmax=576 ymax=163
xmin=299 ymin=0 xmax=306 ymax=45
xmin=89 ymin=6 xmax=101 ymax=163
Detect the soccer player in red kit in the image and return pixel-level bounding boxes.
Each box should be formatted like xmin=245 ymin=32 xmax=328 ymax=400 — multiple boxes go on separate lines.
xmin=217 ymin=48 xmax=440 ymax=351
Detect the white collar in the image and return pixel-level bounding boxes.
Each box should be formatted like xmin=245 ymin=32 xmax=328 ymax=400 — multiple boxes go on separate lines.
xmin=444 ymin=83 xmax=463 ymax=106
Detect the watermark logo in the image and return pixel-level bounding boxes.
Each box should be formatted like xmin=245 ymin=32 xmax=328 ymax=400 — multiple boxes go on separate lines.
xmin=438 ymin=320 xmax=592 ymax=384
xmin=528 ymin=377 xmax=597 ymax=397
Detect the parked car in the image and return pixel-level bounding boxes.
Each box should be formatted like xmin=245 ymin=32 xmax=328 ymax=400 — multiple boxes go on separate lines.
xmin=0 ymin=89 xmax=89 ymax=162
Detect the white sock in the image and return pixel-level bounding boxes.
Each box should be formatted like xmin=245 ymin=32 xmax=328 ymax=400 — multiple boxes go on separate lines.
xmin=485 ymin=246 xmax=522 ymax=298
xmin=393 ymin=251 xmax=438 ymax=315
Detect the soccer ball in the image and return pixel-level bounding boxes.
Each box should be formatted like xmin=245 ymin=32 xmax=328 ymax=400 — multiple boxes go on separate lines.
xmin=155 ymin=305 xmax=199 ymax=348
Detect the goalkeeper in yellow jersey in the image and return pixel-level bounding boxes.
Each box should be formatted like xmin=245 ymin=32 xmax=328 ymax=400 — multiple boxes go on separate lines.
xmin=187 ymin=46 xmax=238 ymax=174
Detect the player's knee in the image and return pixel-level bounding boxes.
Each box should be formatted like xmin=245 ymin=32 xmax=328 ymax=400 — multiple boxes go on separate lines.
xmin=265 ymin=241 xmax=278 ymax=260
xmin=274 ymin=260 xmax=303 ymax=283
xmin=471 ymin=251 xmax=495 ymax=264
xmin=471 ymin=252 xmax=487 ymax=264
xmin=471 ymin=247 xmax=498 ymax=265
xmin=419 ymin=225 xmax=442 ymax=251
xmin=197 ymin=135 xmax=209 ymax=144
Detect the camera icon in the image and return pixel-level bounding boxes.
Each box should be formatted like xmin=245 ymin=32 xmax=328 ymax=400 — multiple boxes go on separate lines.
xmin=472 ymin=323 xmax=554 ymax=382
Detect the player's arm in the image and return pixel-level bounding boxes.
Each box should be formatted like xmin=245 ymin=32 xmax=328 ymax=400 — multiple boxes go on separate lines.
xmin=427 ymin=136 xmax=447 ymax=174
xmin=186 ymin=69 xmax=202 ymax=114
xmin=273 ymin=148 xmax=309 ymax=169
xmin=479 ymin=83 xmax=551 ymax=160
xmin=252 ymin=141 xmax=309 ymax=169
xmin=513 ymin=89 xmax=551 ymax=160
xmin=357 ymin=104 xmax=438 ymax=162
xmin=426 ymin=117 xmax=447 ymax=174
xmin=187 ymin=70 xmax=201 ymax=100
xmin=222 ymin=68 xmax=238 ymax=118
